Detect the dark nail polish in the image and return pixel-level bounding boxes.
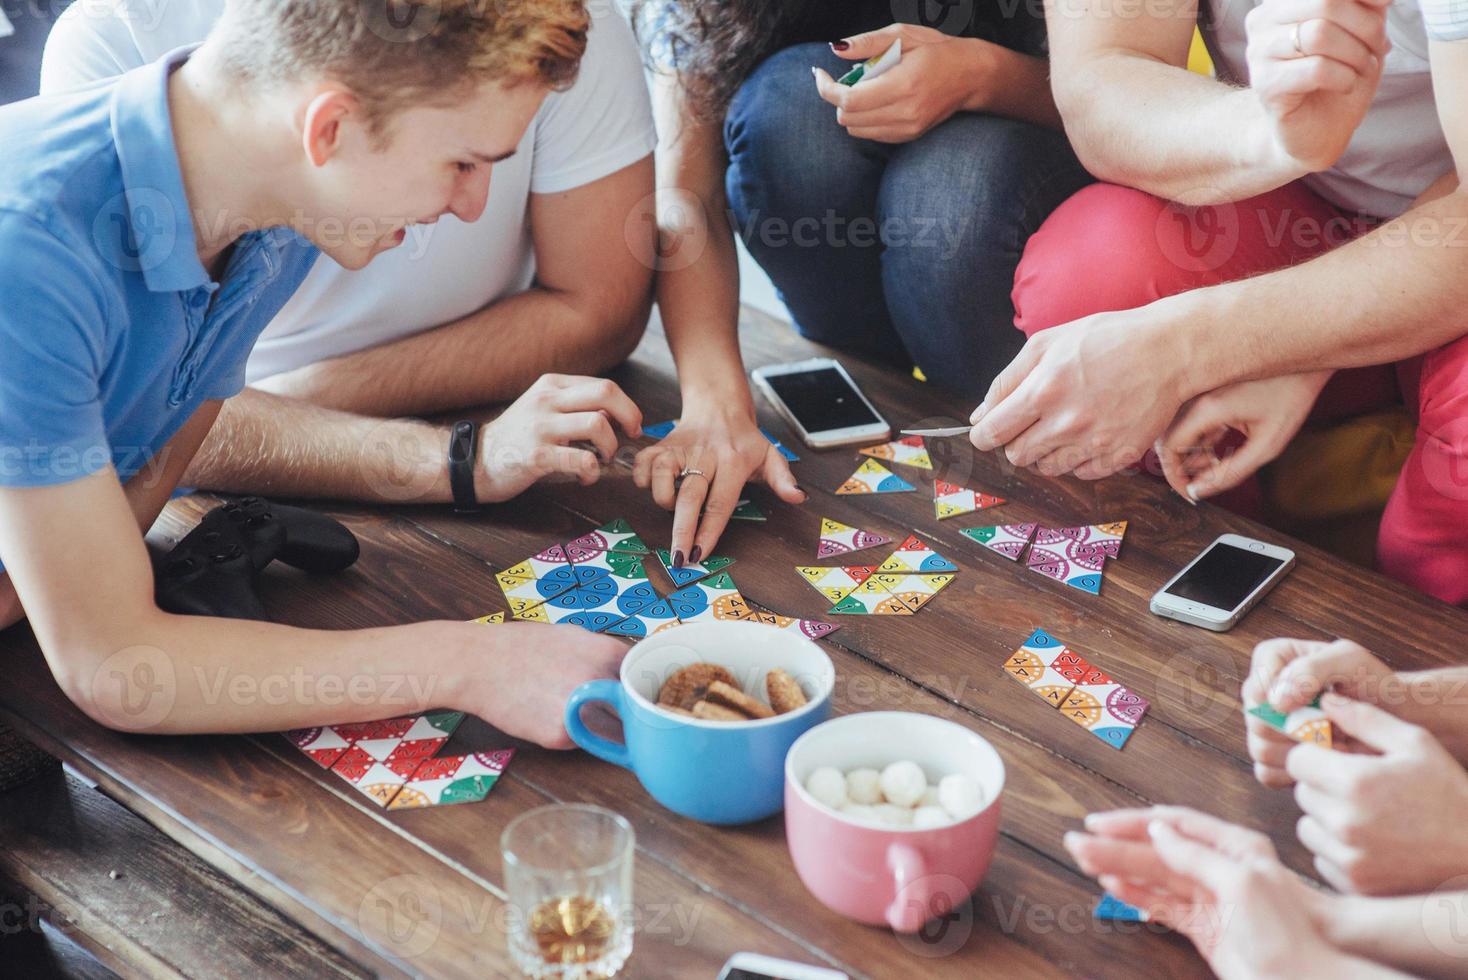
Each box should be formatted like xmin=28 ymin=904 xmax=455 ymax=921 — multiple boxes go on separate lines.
xmin=830 ymin=39 xmax=850 ymax=50
xmin=672 ymin=550 xmax=684 ymax=569
xmin=689 ymin=546 xmax=702 ymax=564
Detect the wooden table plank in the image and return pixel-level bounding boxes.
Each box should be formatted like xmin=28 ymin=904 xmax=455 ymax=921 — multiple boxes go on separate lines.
xmin=2 ymin=305 xmax=1464 ymax=978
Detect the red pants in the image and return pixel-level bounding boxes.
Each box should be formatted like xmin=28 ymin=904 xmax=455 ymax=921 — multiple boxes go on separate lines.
xmin=1012 ymin=181 xmax=1468 ymax=607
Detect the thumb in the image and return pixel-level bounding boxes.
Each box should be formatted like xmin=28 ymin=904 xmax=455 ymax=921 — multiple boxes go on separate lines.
xmin=1320 ymin=692 xmax=1422 ymax=752
xmin=832 ymin=23 xmax=903 ymax=60
xmin=762 ymin=450 xmax=807 ymax=506
xmin=1148 ymin=820 xmax=1237 ymax=895
xmin=1156 ymin=396 xmax=1229 ymax=501
xmin=971 ymin=340 xmax=1043 ymax=427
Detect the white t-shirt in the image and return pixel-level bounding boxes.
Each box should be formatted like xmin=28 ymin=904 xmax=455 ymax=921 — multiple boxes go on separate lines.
xmin=42 ymin=0 xmax=657 ymax=382
xmin=1203 ymin=0 xmax=1451 ymax=218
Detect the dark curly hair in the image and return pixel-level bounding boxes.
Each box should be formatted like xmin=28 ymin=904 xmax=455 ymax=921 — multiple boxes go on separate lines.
xmin=630 ymin=0 xmax=808 ymax=121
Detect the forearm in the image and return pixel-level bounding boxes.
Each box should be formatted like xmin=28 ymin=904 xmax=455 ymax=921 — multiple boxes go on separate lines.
xmin=1056 ymin=55 xmax=1300 ymax=202
xmin=58 ymin=612 xmax=479 ymax=734
xmin=1326 ymin=894 xmax=1468 ymax=979
xmin=256 ymin=284 xmax=648 ymax=418
xmin=972 ymin=47 xmax=1063 ymax=131
xmin=183 ymin=388 xmax=458 ymax=504
xmin=1178 ymin=188 xmax=1468 ymax=388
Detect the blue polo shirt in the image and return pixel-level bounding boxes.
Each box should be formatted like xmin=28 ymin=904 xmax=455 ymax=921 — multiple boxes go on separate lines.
xmin=0 ymin=45 xmax=318 ymax=495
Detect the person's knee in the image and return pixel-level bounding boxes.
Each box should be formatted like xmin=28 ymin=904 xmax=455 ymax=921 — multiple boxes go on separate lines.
xmin=724 ymin=43 xmax=865 ymax=226
xmin=1012 ymin=183 xmax=1182 ymax=336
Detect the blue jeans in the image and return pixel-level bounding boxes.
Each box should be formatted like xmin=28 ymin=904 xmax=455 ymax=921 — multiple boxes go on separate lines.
xmin=725 ymin=43 xmax=1094 ymax=400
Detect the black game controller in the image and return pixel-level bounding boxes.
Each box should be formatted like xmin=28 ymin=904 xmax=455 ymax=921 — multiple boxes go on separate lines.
xmin=155 ymin=497 xmax=361 ymax=620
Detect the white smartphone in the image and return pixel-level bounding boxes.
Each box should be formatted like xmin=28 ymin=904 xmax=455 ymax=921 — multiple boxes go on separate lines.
xmin=718 ymin=952 xmax=849 ymax=980
xmin=750 ymin=358 xmax=890 ymax=449
xmin=1150 ymin=533 xmax=1296 ymax=631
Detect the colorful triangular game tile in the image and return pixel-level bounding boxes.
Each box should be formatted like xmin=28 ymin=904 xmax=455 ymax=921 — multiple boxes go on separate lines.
xmin=795 ymin=565 xmax=877 ymax=604
xmin=933 ymin=480 xmax=1005 ymax=520
xmin=1094 ymin=894 xmax=1149 ymax=922
xmin=1002 ymin=628 xmax=1080 ymax=708
xmin=283 ymin=725 xmax=354 ymax=769
xmin=497 ymin=569 xmax=581 ymax=615
xmin=656 ymin=548 xmax=737 ymax=588
xmin=603 ymin=598 xmax=682 ymax=638
xmin=515 ymin=587 xmax=631 ymax=633
xmin=563 ymin=518 xmax=649 ymax=559
xmin=388 ymin=750 xmax=515 ymax=810
xmin=877 ymin=534 xmax=957 ymax=575
xmin=836 ymin=459 xmax=915 ymax=495
xmin=745 ymin=610 xmax=842 ymax=641
xmin=961 ymin=524 xmax=1037 ymax=562
xmin=1058 ymin=666 xmax=1150 ymax=750
xmin=470 ymin=612 xmax=505 ymax=624
xmin=667 ymin=571 xmax=753 ymax=623
xmin=868 ymin=572 xmax=955 ymax=613
xmin=829 ymin=577 xmax=914 ymax=615
xmin=816 ymin=517 xmax=891 ymax=559
xmin=330 ymin=747 xmax=412 ymax=807
xmin=568 ymin=548 xmax=649 ymax=582
xmin=1027 ymin=522 xmax=1128 ymax=595
xmin=858 ymin=435 xmax=932 ymax=470
xmin=731 ymin=499 xmax=766 ymax=521
xmin=1247 ymin=698 xmax=1333 ymax=749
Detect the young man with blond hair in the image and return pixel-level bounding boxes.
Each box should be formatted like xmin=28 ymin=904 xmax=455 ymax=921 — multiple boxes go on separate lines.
xmin=0 ymin=0 xmax=633 ymax=745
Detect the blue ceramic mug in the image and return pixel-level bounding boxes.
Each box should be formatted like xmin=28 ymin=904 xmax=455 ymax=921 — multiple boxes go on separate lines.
xmin=564 ymin=620 xmax=834 ymax=825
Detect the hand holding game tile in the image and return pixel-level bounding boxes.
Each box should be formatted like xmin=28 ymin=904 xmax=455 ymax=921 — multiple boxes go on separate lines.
xmin=1066 ymin=807 xmax=1338 ymax=977
xmin=474 ymin=375 xmax=642 ymax=502
xmin=817 ymin=24 xmax=1005 ymax=143
xmin=632 ymin=406 xmax=805 ymax=567
xmin=1243 ymin=638 xmax=1398 ymax=787
xmin=1286 ymin=694 xmax=1468 ymax=895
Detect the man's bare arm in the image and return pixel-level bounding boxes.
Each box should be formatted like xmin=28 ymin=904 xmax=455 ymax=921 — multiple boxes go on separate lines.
xmin=252 ymin=158 xmax=655 ymax=417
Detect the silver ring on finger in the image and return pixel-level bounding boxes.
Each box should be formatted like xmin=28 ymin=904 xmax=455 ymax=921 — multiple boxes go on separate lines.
xmin=1292 ymin=21 xmax=1305 ymax=56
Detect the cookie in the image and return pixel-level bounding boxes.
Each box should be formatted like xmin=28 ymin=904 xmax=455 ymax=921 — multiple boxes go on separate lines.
xmin=692 ymin=700 xmax=747 ymax=722
xmin=657 ymin=663 xmax=738 ymax=711
xmin=766 ymin=668 xmax=808 ymax=714
xmin=705 ymin=680 xmax=775 ymax=719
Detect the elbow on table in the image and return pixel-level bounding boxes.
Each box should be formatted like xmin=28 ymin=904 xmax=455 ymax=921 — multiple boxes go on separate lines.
xmin=45 ymin=629 xmax=184 ymax=735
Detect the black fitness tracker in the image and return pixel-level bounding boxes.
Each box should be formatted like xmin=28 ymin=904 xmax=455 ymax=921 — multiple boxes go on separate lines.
xmin=448 ymin=420 xmax=479 ymax=514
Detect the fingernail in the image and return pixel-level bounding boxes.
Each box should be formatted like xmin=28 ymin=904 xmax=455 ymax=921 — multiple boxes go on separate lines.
xmin=810 ymin=66 xmax=818 ymax=77
xmin=830 ymin=39 xmax=850 ymax=50
xmin=1184 ymin=483 xmax=1200 ymax=504
xmin=688 ymin=546 xmax=702 ymax=564
xmin=1083 ymin=813 xmax=1102 ymax=830
xmin=1147 ymin=820 xmax=1168 ymax=838
xmin=672 ymin=550 xmax=684 ymax=569
xmin=1320 ymin=691 xmax=1348 ymax=708
xmin=1062 ymin=830 xmax=1083 ymax=849
xmin=970 ymin=402 xmax=988 ymax=424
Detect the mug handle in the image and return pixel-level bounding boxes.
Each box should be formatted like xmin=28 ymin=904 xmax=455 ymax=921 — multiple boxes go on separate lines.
xmin=563 ymin=679 xmax=633 ymax=771
xmin=885 ymin=842 xmax=937 ymax=933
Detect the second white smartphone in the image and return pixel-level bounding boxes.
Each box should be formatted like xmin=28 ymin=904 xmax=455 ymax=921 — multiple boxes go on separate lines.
xmin=750 ymin=358 xmax=890 ymax=449
xmin=1150 ymin=533 xmax=1296 ymax=631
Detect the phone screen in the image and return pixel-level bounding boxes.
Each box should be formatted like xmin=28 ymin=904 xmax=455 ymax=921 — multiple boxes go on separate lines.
xmin=1163 ymin=542 xmax=1286 ymax=611
xmin=763 ymin=367 xmax=881 ymax=434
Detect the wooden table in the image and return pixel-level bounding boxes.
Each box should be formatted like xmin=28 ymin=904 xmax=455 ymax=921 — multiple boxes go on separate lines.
xmin=3 ymin=307 xmax=1466 ymax=979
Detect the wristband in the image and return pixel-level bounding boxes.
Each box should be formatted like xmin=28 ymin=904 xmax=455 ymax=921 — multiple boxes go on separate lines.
xmin=448 ymin=420 xmax=479 ymax=514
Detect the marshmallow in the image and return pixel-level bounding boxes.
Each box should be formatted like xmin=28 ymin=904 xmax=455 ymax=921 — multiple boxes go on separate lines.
xmin=938 ymin=773 xmax=983 ymax=820
xmin=840 ymin=803 xmax=880 ymax=822
xmin=806 ymin=767 xmax=849 ymax=810
xmin=919 ymin=785 xmax=941 ymax=808
xmin=873 ymin=803 xmax=914 ymax=827
xmin=912 ymin=805 xmax=952 ymax=829
xmin=879 ymin=760 xmax=927 ymax=807
xmin=846 ymin=768 xmax=883 ymax=805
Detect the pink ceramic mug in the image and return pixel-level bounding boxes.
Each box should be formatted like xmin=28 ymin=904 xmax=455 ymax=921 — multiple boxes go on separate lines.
xmin=783 ymin=711 xmax=1006 ymax=933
